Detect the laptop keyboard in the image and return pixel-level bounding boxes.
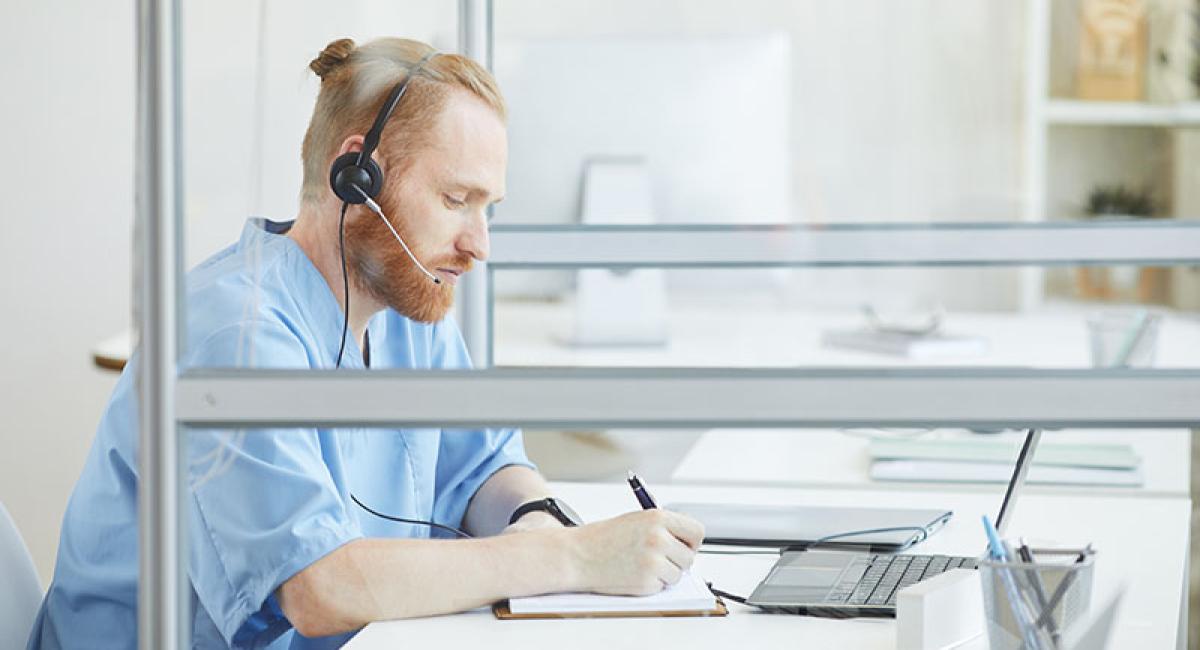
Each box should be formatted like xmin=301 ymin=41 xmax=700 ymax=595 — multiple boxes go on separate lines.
xmin=828 ymin=554 xmax=978 ymax=606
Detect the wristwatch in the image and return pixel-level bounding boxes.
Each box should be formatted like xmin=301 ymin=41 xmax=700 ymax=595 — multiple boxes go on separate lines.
xmin=508 ymin=497 xmax=583 ymax=527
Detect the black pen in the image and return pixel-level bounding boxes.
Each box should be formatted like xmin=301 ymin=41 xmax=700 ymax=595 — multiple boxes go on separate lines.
xmin=627 ymin=471 xmax=658 ymax=509
xmin=1018 ymin=538 xmax=1058 ymax=643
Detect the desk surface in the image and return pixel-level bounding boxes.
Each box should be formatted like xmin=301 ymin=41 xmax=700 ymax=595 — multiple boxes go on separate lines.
xmin=347 ymin=482 xmax=1188 ymax=650
xmin=494 ymin=299 xmax=1200 ymax=368
xmin=672 ymin=428 xmax=1193 ymax=498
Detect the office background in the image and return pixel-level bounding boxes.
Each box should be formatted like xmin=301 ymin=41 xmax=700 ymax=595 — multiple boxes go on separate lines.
xmin=1 ymin=0 xmax=1198 ymax=645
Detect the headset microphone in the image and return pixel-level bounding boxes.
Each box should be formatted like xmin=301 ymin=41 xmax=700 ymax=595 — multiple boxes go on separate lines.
xmin=351 ymin=185 xmax=441 ymax=285
xmin=327 ymin=49 xmax=440 ymax=368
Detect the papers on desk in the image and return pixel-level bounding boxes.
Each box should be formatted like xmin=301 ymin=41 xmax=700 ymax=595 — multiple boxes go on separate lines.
xmin=503 ymin=571 xmax=721 ymax=617
xmin=868 ymin=439 xmax=1144 ymax=487
xmin=871 ymin=460 xmax=1145 ymax=486
xmin=821 ymin=328 xmax=988 ymax=359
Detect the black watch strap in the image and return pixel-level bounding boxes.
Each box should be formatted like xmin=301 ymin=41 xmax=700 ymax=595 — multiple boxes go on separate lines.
xmin=508 ymin=497 xmax=581 ymax=527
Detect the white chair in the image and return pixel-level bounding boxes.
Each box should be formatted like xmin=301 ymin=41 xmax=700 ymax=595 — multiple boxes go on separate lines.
xmin=0 ymin=502 xmax=42 ymax=649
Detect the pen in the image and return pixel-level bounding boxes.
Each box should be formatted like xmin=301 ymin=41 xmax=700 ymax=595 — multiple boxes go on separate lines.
xmin=982 ymin=516 xmax=1046 ymax=649
xmin=1035 ymin=571 xmax=1077 ymax=631
xmin=1034 ymin=543 xmax=1093 ymax=630
xmin=1019 ymin=538 xmax=1059 ymax=644
xmin=1077 ymin=543 xmax=1093 ymax=564
xmin=627 ymin=471 xmax=658 ymax=510
xmin=981 ymin=515 xmax=1009 ymax=561
xmin=1112 ymin=310 xmax=1150 ymax=368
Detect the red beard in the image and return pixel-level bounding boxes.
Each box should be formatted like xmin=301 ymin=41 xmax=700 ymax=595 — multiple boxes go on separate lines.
xmin=343 ymin=204 xmax=473 ymax=324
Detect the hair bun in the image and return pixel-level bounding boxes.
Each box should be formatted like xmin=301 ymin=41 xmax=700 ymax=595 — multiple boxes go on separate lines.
xmin=310 ymin=38 xmax=356 ymax=79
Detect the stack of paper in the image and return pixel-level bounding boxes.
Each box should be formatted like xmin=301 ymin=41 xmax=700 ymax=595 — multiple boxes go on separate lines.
xmin=821 ymin=328 xmax=988 ymax=359
xmin=507 ymin=571 xmax=718 ymax=615
xmin=867 ymin=438 xmax=1144 ymax=487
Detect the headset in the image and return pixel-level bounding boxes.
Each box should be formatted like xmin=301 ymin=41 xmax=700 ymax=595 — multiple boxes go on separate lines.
xmin=326 ymin=50 xmax=476 ymax=539
xmin=329 ymin=49 xmax=441 ymax=368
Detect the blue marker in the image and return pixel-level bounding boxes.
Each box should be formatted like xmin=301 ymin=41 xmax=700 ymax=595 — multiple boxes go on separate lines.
xmin=981 ymin=515 xmax=1046 ymax=649
xmin=982 ymin=514 xmax=1009 ymax=561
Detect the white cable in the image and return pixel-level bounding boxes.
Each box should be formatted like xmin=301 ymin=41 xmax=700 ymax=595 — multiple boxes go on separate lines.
xmin=353 ymin=186 xmax=442 ymax=285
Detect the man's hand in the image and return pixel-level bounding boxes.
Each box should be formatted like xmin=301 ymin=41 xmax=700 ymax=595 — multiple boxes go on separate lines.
xmin=501 ymin=510 xmax=563 ymax=535
xmin=563 ymin=510 xmax=705 ymax=596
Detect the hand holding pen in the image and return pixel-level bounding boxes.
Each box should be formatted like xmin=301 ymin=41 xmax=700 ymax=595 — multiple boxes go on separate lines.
xmin=628 ymin=470 xmax=659 ymax=509
xmin=561 ymin=472 xmax=705 ymax=596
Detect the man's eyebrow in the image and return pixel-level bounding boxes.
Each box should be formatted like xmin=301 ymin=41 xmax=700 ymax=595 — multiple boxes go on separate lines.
xmin=445 ymin=179 xmax=504 ymax=202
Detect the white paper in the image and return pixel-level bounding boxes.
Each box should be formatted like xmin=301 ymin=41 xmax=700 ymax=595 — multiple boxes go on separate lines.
xmin=507 ymin=571 xmax=717 ymax=614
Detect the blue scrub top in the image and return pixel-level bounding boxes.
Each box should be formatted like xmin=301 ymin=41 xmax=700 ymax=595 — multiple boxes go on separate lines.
xmin=28 ymin=219 xmax=533 ymax=649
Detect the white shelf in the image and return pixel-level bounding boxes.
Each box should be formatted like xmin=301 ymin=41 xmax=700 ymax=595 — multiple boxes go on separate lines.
xmin=1045 ymin=99 xmax=1200 ymax=127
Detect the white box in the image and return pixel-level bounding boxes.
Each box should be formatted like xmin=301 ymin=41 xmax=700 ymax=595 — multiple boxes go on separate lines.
xmin=896 ymin=568 xmax=984 ymax=650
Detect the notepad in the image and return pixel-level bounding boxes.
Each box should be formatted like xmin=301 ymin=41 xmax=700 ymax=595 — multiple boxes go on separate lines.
xmin=501 ymin=571 xmax=721 ymax=617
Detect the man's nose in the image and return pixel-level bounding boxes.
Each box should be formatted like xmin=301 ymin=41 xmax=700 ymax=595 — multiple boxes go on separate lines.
xmin=457 ymin=209 xmax=490 ymax=262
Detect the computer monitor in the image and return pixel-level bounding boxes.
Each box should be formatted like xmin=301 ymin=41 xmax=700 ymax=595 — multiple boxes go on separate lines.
xmin=492 ymin=33 xmax=792 ymax=298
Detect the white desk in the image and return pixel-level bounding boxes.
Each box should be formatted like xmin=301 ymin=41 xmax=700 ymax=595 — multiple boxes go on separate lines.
xmin=672 ymin=429 xmax=1193 ymax=498
xmin=347 ymin=482 xmax=1189 ymax=650
xmin=493 ymin=299 xmax=1200 ymax=369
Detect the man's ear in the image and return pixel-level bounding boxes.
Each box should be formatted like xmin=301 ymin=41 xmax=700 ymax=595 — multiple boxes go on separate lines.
xmin=334 ymin=135 xmax=386 ymax=177
xmin=336 ymin=134 xmax=365 ymax=158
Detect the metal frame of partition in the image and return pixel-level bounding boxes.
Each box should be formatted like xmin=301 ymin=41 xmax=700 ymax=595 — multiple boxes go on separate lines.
xmin=483 ymin=221 xmax=1200 ymax=269
xmin=178 ymin=368 xmax=1200 ymax=429
xmin=137 ymin=0 xmax=184 ymax=647
xmin=138 ymin=1 xmax=1200 ymax=646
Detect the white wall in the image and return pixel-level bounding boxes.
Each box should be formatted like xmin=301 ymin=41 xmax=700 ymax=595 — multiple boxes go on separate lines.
xmin=0 ymin=1 xmax=135 ymax=581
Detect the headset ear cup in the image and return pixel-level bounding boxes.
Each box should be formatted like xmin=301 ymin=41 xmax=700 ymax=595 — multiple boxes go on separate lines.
xmin=330 ymin=152 xmax=383 ymax=204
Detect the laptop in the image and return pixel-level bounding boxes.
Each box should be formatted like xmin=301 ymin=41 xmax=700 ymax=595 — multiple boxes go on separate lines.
xmin=670 ymin=502 xmax=953 ymax=553
xmin=743 ymin=429 xmax=1041 ymax=617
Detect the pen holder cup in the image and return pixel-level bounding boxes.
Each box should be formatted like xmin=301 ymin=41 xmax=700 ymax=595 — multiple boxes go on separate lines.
xmin=979 ymin=554 xmax=1094 ymax=650
xmin=1086 ymin=311 xmax=1160 ymax=368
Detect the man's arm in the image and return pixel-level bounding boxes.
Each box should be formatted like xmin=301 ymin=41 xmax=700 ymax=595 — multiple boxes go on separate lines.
xmin=462 ymin=464 xmax=558 ymax=536
xmin=277 ymin=508 xmax=704 ymax=638
xmin=277 ymin=529 xmax=574 ymax=638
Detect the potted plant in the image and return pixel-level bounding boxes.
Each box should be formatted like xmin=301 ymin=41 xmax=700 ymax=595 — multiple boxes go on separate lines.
xmin=1077 ymin=184 xmax=1165 ymax=302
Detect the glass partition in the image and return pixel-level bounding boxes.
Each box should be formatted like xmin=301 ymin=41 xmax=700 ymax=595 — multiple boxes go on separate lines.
xmin=141 ymin=1 xmax=1200 ymax=645
xmin=492 ymin=263 xmax=1200 ymax=370
xmin=491 ymin=4 xmax=1031 ymax=229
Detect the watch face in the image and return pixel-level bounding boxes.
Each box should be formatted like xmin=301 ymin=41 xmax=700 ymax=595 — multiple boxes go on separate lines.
xmin=549 ymin=498 xmax=583 ymax=527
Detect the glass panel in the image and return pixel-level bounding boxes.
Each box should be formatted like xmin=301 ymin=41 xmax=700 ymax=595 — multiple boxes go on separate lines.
xmin=522 ymin=427 xmax=1185 ymax=497
xmin=179 ymin=1 xmax=458 ymax=360
xmin=492 ymin=265 xmax=1200 ymax=369
xmin=491 ymin=4 xmax=1034 ymax=227
xmin=178 ymin=425 xmax=1184 ymax=519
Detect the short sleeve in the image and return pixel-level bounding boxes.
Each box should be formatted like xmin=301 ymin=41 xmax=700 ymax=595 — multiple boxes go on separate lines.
xmin=425 ymin=317 xmax=537 ymax=531
xmin=431 ymin=428 xmax=536 ymax=532
xmin=183 ymin=322 xmax=363 ymax=647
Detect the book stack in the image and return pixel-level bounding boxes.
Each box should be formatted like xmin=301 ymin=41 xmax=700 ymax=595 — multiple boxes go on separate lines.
xmin=867 ymin=438 xmax=1143 ymax=487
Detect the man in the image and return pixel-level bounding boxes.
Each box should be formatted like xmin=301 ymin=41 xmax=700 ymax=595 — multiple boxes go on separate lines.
xmin=28 ymin=37 xmax=704 ymax=649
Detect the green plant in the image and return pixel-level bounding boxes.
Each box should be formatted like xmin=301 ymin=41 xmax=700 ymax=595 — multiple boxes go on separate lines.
xmin=1084 ymin=185 xmax=1156 ymax=217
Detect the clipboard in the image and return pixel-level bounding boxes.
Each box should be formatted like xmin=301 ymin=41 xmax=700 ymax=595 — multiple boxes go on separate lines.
xmin=493 ymin=597 xmax=728 ymax=620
